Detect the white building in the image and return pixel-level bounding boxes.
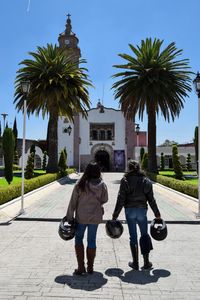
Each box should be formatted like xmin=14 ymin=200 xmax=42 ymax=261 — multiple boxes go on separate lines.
xmin=58 ymin=103 xmax=143 ymax=171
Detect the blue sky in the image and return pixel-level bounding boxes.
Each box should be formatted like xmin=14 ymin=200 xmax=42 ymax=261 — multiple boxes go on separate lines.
xmin=0 ymin=0 xmax=199 ymax=145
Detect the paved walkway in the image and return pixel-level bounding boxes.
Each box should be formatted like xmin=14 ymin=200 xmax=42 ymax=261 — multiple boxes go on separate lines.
xmin=0 ymin=173 xmax=200 ymax=300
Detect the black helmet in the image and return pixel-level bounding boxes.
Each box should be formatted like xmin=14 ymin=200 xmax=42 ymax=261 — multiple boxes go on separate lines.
xmin=150 ymin=218 xmax=167 ymax=241
xmin=58 ymin=217 xmax=76 ymax=241
xmin=105 ymin=220 xmax=124 ymax=239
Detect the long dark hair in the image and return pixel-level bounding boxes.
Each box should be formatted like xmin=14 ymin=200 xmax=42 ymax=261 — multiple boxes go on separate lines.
xmin=77 ymin=162 xmax=101 ymax=191
xmin=125 ymin=160 xmax=144 ymax=177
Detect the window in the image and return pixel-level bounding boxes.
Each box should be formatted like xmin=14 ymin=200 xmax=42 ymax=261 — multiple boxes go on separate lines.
xmin=107 ymin=130 xmax=112 ymax=140
xmin=100 ymin=130 xmax=105 ymax=140
xmin=92 ymin=130 xmax=98 ymax=140
xmin=90 ymin=123 xmax=115 ymax=141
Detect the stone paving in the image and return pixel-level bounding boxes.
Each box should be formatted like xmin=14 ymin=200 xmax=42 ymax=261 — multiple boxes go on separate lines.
xmin=0 ymin=172 xmax=200 ymax=300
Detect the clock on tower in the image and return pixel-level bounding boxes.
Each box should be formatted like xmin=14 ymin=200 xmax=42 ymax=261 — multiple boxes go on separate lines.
xmin=58 ymin=14 xmax=81 ymax=64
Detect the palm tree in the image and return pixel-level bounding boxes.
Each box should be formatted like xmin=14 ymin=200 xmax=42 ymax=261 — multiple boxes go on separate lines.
xmin=112 ymin=38 xmax=192 ymax=173
xmin=14 ymin=44 xmax=92 ymax=172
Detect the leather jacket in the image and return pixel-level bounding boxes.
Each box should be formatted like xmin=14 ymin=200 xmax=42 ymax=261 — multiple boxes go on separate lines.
xmin=112 ymin=171 xmax=160 ymax=219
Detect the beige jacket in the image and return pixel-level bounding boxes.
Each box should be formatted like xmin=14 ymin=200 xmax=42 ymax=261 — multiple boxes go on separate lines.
xmin=66 ymin=179 xmax=108 ymax=224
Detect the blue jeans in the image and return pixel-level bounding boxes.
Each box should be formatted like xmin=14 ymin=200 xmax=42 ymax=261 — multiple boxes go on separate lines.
xmin=75 ymin=223 xmax=98 ymax=248
xmin=125 ymin=207 xmax=148 ymax=245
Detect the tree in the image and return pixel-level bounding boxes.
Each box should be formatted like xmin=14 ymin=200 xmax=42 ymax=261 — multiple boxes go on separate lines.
xmin=42 ymin=151 xmax=47 ymax=171
xmin=141 ymin=152 xmax=148 ymax=171
xmin=112 ymin=38 xmax=192 ymax=173
xmin=159 ymin=139 xmax=178 ymax=146
xmin=2 ymin=128 xmax=15 ymax=184
xmin=12 ymin=117 xmax=18 ymax=151
xmin=14 ymin=44 xmax=92 ymax=173
xmin=140 ymin=147 xmax=145 ymax=163
xmin=25 ymin=152 xmax=35 ymax=179
xmin=58 ymin=150 xmax=67 ymax=176
xmin=186 ymin=153 xmax=192 ymax=171
xmin=160 ymin=152 xmax=165 ymax=171
xmin=172 ymin=144 xmax=184 ymax=180
xmin=30 ymin=144 xmax=36 ymax=167
xmin=13 ymin=150 xmax=19 ymax=166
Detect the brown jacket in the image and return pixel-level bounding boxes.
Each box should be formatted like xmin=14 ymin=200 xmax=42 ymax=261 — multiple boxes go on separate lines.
xmin=66 ymin=179 xmax=108 ymax=224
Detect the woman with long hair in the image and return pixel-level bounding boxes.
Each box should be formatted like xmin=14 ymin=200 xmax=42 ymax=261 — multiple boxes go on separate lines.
xmin=112 ymin=160 xmax=161 ymax=270
xmin=66 ymin=162 xmax=108 ymax=275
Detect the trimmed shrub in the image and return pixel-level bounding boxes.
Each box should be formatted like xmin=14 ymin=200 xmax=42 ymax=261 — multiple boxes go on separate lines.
xmin=147 ymin=172 xmax=198 ymax=199
xmin=140 ymin=147 xmax=145 ymax=162
xmin=141 ymin=152 xmax=148 ymax=171
xmin=172 ymin=144 xmax=184 ymax=180
xmin=25 ymin=152 xmax=35 ymax=179
xmin=2 ymin=128 xmax=15 ymax=184
xmin=42 ymin=151 xmax=47 ymax=170
xmin=13 ymin=150 xmax=19 ymax=165
xmin=160 ymin=152 xmax=165 ymax=171
xmin=0 ymin=168 xmax=76 ymax=205
xmin=186 ymin=153 xmax=192 ymax=171
xmin=58 ymin=150 xmax=67 ymax=176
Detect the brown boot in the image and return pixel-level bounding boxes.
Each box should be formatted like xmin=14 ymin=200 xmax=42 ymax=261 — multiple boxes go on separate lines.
xmin=74 ymin=244 xmax=86 ymax=275
xmin=86 ymin=247 xmax=96 ymax=274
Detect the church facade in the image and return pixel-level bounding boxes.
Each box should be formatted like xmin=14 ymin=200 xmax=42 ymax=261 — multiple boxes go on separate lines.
xmin=58 ymin=105 xmax=146 ymax=171
xmin=57 ymin=15 xmax=146 ymax=171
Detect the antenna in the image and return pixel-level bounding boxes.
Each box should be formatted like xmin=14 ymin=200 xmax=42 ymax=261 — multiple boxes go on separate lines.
xmin=27 ymin=0 xmax=31 ymax=12
xmin=102 ymin=83 xmax=105 ymax=105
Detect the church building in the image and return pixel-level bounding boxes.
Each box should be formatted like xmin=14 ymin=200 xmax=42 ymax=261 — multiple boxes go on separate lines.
xmin=57 ymin=15 xmax=147 ymax=171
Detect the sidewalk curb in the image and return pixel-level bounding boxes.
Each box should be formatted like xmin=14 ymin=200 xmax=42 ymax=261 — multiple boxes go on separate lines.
xmin=153 ymin=181 xmax=198 ymax=203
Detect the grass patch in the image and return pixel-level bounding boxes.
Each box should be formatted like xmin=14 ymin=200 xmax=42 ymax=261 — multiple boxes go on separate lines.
xmin=0 ymin=177 xmax=23 ymax=186
xmin=159 ymin=170 xmax=198 ymax=186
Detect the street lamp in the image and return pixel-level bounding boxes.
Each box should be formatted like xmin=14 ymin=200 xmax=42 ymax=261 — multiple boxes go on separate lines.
xmin=19 ymin=80 xmax=31 ymax=215
xmin=1 ymin=113 xmax=8 ymax=132
xmin=135 ymin=123 xmax=140 ymax=146
xmin=79 ymin=137 xmax=81 ymax=173
xmin=193 ymin=72 xmax=200 ymax=218
xmin=66 ymin=125 xmax=72 ymax=135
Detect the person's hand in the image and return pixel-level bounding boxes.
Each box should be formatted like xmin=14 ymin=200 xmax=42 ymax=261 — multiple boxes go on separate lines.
xmin=155 ymin=215 xmax=161 ymax=220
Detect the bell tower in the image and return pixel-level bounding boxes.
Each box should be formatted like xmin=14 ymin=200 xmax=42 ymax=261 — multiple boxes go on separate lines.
xmin=58 ymin=14 xmax=81 ymax=64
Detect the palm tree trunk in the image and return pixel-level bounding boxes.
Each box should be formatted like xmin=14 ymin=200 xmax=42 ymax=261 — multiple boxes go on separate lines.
xmin=46 ymin=112 xmax=58 ymax=173
xmin=147 ymin=104 xmax=157 ymax=173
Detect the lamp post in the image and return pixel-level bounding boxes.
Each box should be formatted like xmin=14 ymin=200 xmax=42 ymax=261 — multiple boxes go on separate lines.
xmin=66 ymin=125 xmax=72 ymax=135
xmin=1 ymin=113 xmax=8 ymax=132
xmin=135 ymin=123 xmax=140 ymax=146
xmin=19 ymin=80 xmax=30 ymax=215
xmin=79 ymin=137 xmax=81 ymax=173
xmin=134 ymin=123 xmax=140 ymax=161
xmin=193 ymin=72 xmax=200 ymax=218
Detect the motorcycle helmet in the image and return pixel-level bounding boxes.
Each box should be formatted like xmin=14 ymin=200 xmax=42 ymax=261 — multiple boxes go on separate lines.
xmin=105 ymin=220 xmax=124 ymax=239
xmin=58 ymin=217 xmax=76 ymax=241
xmin=150 ymin=218 xmax=168 ymax=241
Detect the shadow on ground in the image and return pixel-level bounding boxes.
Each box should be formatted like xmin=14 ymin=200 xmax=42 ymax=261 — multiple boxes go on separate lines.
xmin=55 ymin=271 xmax=107 ymax=291
xmin=57 ymin=177 xmax=78 ymax=186
xmin=105 ymin=267 xmax=170 ymax=284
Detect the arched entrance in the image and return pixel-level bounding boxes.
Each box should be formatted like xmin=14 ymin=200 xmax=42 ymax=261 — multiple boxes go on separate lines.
xmin=95 ymin=150 xmax=110 ymax=172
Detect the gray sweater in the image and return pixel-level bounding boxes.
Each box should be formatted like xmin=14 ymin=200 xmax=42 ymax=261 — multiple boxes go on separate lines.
xmin=66 ymin=179 xmax=108 ymax=224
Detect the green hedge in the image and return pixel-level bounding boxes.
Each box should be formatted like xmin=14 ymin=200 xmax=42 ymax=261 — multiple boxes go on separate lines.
xmin=147 ymin=172 xmax=198 ymax=199
xmin=0 ymin=168 xmax=75 ymax=206
xmin=0 ymin=173 xmax=60 ymax=205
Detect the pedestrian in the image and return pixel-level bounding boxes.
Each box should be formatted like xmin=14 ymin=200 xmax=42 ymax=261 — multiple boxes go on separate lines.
xmin=112 ymin=160 xmax=161 ymax=270
xmin=66 ymin=161 xmax=108 ymax=275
